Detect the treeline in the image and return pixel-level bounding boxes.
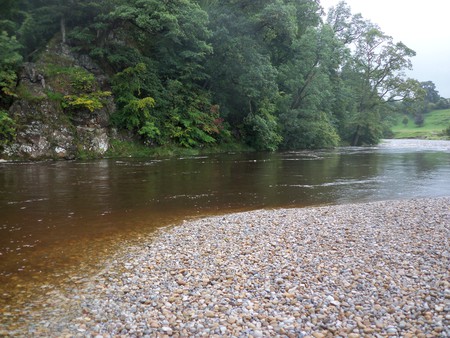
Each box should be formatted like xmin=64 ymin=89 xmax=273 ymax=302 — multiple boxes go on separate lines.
xmin=0 ymin=0 xmax=446 ymax=150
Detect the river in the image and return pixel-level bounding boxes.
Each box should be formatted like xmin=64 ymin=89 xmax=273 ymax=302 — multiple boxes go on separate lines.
xmin=1 ymin=139 xmax=449 ymax=312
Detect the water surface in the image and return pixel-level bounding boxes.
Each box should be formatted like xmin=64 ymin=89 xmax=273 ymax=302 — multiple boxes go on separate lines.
xmin=1 ymin=139 xmax=449 ymax=309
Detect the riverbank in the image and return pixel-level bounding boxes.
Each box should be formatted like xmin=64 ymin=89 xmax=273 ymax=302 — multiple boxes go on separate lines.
xmin=390 ymin=109 xmax=450 ymax=140
xmin=2 ymin=197 xmax=449 ymax=337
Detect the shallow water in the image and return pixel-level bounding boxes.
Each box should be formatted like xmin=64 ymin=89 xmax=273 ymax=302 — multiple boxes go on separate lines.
xmin=0 ymin=139 xmax=449 ymax=308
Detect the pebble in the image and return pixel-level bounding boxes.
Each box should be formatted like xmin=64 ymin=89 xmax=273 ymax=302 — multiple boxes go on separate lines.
xmin=1 ymin=197 xmax=449 ymax=337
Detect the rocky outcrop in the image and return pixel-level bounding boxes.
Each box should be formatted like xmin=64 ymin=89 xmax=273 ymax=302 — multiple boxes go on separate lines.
xmin=3 ymin=38 xmax=115 ymax=160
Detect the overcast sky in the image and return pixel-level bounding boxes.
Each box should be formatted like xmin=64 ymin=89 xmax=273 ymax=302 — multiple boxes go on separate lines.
xmin=320 ymin=0 xmax=450 ymax=98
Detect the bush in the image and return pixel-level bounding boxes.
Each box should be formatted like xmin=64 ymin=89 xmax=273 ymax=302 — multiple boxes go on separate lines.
xmin=280 ymin=111 xmax=340 ymax=149
xmin=243 ymin=111 xmax=282 ymax=151
xmin=444 ymin=125 xmax=450 ymax=137
xmin=0 ymin=110 xmax=16 ymax=147
xmin=63 ymin=91 xmax=111 ymax=112
xmin=402 ymin=116 xmax=409 ymax=126
xmin=414 ymin=113 xmax=425 ymax=127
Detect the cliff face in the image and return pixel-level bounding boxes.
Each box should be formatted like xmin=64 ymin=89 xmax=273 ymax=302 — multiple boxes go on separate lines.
xmin=4 ymin=39 xmax=115 ymax=160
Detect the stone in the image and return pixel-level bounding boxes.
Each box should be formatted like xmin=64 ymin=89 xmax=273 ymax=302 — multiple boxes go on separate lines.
xmin=3 ymin=197 xmax=450 ymax=338
xmin=4 ymin=39 xmax=114 ymax=160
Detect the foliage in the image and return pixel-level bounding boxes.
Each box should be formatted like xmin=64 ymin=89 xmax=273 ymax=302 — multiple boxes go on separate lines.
xmin=39 ymin=64 xmax=105 ymax=110
xmin=45 ymin=90 xmax=64 ymax=102
xmin=280 ymin=111 xmax=340 ymax=149
xmin=1 ymin=0 xmax=443 ymax=153
xmin=63 ymin=91 xmax=111 ymax=112
xmin=138 ymin=121 xmax=160 ymax=142
xmin=276 ymin=24 xmax=344 ymax=149
xmin=40 ymin=64 xmax=113 ymax=112
xmin=0 ymin=31 xmax=23 ymax=107
xmin=243 ymin=103 xmax=282 ymax=151
xmin=70 ymin=70 xmax=96 ymax=92
xmin=15 ymin=83 xmax=46 ymax=102
xmin=400 ymin=81 xmax=449 ymax=114
xmin=0 ymin=110 xmax=16 ymax=147
xmin=414 ymin=113 xmax=425 ymax=127
xmin=110 ymin=63 xmax=158 ymax=136
xmin=205 ymin=0 xmax=329 ymax=150
xmin=91 ymin=1 xmax=221 ymax=148
xmin=436 ymin=98 xmax=450 ymax=110
xmin=347 ymin=110 xmax=385 ymax=145
xmin=391 ymin=109 xmax=450 ymax=140
xmin=445 ymin=125 xmax=450 ymax=138
xmin=328 ymin=5 xmax=423 ymax=146
xmin=421 ymin=81 xmax=440 ymax=106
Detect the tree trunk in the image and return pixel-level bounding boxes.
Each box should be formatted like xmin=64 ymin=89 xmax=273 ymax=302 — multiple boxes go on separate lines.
xmin=61 ymin=16 xmax=66 ymax=43
xmin=351 ymin=125 xmax=360 ymax=146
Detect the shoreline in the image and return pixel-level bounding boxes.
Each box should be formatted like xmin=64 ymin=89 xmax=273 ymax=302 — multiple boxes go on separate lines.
xmin=2 ymin=197 xmax=449 ymax=337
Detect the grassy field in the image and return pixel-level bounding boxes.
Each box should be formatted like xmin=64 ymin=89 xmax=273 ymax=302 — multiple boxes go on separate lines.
xmin=390 ymin=109 xmax=450 ymax=139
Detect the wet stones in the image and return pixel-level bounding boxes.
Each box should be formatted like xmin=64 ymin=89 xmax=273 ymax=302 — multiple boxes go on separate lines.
xmin=2 ymin=197 xmax=449 ymax=337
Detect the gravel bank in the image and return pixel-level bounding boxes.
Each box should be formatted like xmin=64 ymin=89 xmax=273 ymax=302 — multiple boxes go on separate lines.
xmin=3 ymin=197 xmax=450 ymax=337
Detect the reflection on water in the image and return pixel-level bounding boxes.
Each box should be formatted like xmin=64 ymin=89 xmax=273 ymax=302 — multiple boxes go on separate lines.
xmin=0 ymin=139 xmax=449 ymax=306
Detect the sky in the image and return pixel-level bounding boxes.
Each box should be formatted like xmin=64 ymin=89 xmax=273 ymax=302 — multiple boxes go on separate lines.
xmin=320 ymin=0 xmax=450 ymax=98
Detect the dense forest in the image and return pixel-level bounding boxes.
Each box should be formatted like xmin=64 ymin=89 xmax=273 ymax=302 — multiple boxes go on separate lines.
xmin=1 ymin=0 xmax=449 ymax=153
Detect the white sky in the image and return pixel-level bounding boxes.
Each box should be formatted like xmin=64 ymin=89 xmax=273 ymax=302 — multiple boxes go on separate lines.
xmin=320 ymin=0 xmax=450 ymax=98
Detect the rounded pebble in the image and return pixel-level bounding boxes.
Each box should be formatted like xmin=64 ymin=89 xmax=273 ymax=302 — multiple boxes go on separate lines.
xmin=1 ymin=197 xmax=449 ymax=337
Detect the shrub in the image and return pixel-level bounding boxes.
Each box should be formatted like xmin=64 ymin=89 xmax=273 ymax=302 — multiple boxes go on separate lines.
xmin=414 ymin=113 xmax=424 ymax=127
xmin=402 ymin=116 xmax=409 ymax=126
xmin=0 ymin=110 xmax=16 ymax=147
xmin=244 ymin=111 xmax=282 ymax=151
xmin=63 ymin=91 xmax=111 ymax=112
xmin=444 ymin=125 xmax=450 ymax=137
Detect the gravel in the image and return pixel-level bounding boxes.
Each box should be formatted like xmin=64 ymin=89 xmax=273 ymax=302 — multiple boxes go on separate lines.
xmin=2 ymin=197 xmax=449 ymax=337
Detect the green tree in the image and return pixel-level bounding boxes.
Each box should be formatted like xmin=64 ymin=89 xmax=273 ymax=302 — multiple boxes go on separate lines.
xmin=97 ymin=0 xmax=220 ymax=147
xmin=0 ymin=110 xmax=16 ymax=148
xmin=0 ymin=31 xmax=23 ymax=108
xmin=276 ymin=23 xmax=343 ymax=149
xmin=421 ymin=81 xmax=440 ymax=104
xmin=204 ymin=0 xmax=281 ymax=150
xmin=349 ymin=27 xmax=419 ymax=145
xmin=402 ymin=116 xmax=408 ymax=126
xmin=327 ymin=3 xmax=421 ymax=145
xmin=326 ymin=1 xmax=367 ymax=45
xmin=205 ymin=0 xmax=326 ymax=151
xmin=111 ymin=63 xmax=158 ymax=136
xmin=414 ymin=113 xmax=424 ymax=127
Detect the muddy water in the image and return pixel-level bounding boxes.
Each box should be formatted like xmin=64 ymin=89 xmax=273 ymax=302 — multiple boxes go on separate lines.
xmin=1 ymin=139 xmax=449 ymax=312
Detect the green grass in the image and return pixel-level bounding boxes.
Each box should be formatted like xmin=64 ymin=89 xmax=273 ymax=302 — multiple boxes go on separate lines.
xmin=391 ymin=109 xmax=450 ymax=139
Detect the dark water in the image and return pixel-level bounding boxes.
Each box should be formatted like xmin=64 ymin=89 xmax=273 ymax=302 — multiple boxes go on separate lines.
xmin=1 ymin=139 xmax=449 ymax=303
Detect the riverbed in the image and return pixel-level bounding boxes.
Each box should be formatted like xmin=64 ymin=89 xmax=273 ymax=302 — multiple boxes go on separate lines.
xmin=2 ymin=197 xmax=449 ymax=337
xmin=0 ymin=139 xmax=449 ymax=334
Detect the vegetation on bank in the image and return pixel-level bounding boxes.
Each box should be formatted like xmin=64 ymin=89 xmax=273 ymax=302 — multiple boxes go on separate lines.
xmin=1 ymin=0 xmax=449 ymax=157
xmin=103 ymin=139 xmax=253 ymax=159
xmin=391 ymin=109 xmax=450 ymax=140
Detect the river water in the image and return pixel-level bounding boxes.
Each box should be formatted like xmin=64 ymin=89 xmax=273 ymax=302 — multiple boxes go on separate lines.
xmin=1 ymin=139 xmax=449 ymax=309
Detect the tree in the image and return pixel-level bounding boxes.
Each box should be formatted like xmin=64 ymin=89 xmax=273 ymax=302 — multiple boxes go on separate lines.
xmin=436 ymin=97 xmax=450 ymax=110
xmin=0 ymin=31 xmax=23 ymax=108
xmin=421 ymin=81 xmax=440 ymax=104
xmin=1 ymin=0 xmax=439 ymax=152
xmin=277 ymin=24 xmax=343 ymax=149
xmin=204 ymin=0 xmax=281 ymax=150
xmin=328 ymin=3 xmax=422 ymax=145
xmin=205 ymin=0 xmax=333 ymax=151
xmin=0 ymin=109 xmax=16 ymax=148
xmin=402 ymin=116 xmax=408 ymax=126
xmin=414 ymin=113 xmax=424 ymax=127
xmin=326 ymin=1 xmax=366 ymax=45
xmin=93 ymin=0 xmax=220 ymax=147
